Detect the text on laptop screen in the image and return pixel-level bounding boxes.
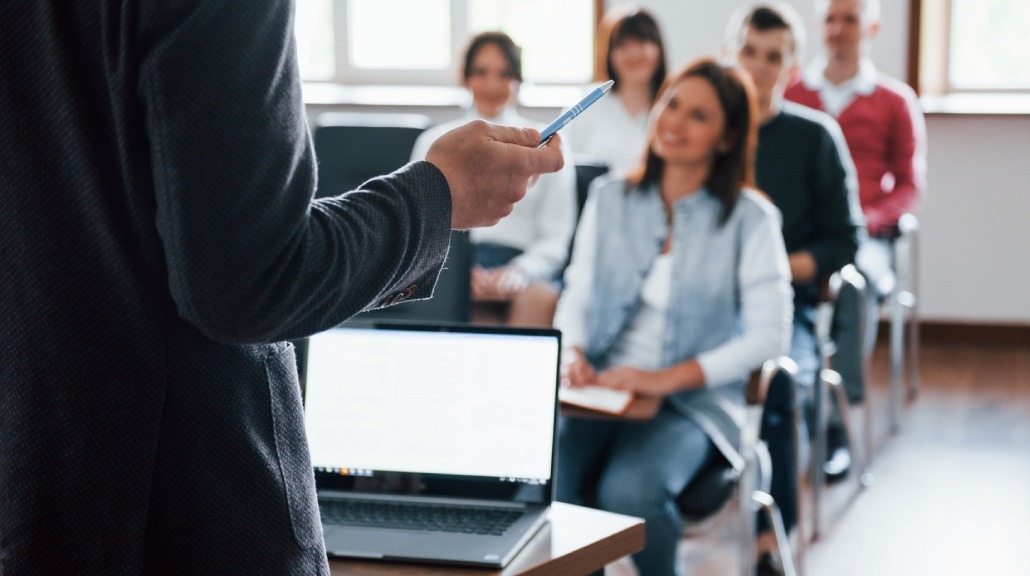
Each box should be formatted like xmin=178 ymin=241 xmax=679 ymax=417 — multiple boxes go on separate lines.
xmin=305 ymin=327 xmax=559 ymax=483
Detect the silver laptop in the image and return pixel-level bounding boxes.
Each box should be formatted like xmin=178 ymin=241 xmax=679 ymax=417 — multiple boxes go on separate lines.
xmin=303 ymin=322 xmax=561 ymax=568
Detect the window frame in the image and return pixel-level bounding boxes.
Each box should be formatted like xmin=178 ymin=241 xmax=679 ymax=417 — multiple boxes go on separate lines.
xmin=310 ymin=0 xmax=604 ymax=87
xmin=914 ymin=0 xmax=1030 ymax=96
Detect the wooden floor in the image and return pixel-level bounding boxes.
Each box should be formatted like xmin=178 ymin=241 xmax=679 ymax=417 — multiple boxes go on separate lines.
xmin=608 ymin=333 xmax=1030 ymax=575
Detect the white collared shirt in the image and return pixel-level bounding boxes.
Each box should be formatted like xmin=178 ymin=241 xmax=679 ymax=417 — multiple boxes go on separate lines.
xmin=802 ymin=57 xmax=878 ymax=118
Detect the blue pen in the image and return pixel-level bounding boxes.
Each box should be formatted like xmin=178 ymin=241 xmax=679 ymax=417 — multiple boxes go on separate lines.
xmin=536 ymin=79 xmax=615 ymax=148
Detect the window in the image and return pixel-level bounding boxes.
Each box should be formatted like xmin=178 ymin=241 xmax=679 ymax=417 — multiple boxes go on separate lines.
xmin=919 ymin=0 xmax=1030 ymax=94
xmin=294 ymin=0 xmax=596 ymax=85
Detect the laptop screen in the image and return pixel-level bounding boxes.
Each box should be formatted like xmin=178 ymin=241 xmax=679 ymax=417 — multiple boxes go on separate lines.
xmin=304 ymin=323 xmax=560 ymax=503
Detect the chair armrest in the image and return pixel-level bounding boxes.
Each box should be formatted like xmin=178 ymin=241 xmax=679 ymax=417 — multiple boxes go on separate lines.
xmin=745 ymin=366 xmax=769 ymax=407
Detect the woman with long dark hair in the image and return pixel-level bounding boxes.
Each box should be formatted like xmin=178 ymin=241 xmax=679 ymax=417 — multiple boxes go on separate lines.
xmin=567 ymin=6 xmax=668 ymax=176
xmin=554 ymin=59 xmax=792 ymax=576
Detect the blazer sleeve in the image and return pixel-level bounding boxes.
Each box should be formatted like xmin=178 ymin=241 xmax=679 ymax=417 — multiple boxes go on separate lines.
xmin=137 ymin=0 xmax=451 ymax=344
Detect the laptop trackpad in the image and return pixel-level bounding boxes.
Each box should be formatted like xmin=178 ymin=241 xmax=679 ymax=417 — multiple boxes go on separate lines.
xmin=325 ymin=526 xmax=430 ymax=558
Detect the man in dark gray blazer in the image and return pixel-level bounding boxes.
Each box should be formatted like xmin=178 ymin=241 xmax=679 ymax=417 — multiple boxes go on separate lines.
xmin=0 ymin=2 xmax=564 ymax=575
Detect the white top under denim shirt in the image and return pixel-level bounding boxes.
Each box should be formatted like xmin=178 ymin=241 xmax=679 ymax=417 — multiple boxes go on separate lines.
xmin=410 ymin=108 xmax=577 ymax=282
xmin=554 ymin=177 xmax=793 ymax=469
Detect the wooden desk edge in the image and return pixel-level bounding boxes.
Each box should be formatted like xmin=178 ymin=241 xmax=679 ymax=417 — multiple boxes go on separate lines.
xmin=520 ymin=515 xmax=645 ymax=576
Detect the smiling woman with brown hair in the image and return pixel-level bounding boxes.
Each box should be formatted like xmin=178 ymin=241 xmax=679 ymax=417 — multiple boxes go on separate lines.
xmin=553 ymin=59 xmax=792 ymax=576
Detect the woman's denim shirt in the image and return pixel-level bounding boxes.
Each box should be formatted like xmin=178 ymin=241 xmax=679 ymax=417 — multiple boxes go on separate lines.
xmin=581 ymin=179 xmax=791 ymax=469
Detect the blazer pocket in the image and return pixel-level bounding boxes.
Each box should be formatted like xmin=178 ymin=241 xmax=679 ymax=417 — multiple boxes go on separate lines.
xmin=265 ymin=343 xmax=323 ymax=550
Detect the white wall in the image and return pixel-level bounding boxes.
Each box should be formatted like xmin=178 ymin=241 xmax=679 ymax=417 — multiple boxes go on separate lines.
xmin=607 ymin=0 xmax=1030 ymax=324
xmin=919 ymin=116 xmax=1030 ymax=323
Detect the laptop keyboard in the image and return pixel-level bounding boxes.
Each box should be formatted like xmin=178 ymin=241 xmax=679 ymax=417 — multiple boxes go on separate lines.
xmin=319 ymin=499 xmax=522 ymax=536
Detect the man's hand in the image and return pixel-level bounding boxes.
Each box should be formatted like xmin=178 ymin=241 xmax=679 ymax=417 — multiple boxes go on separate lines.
xmin=425 ymin=120 xmax=565 ymax=230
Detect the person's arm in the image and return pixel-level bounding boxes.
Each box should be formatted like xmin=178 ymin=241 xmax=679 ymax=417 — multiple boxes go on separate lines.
xmin=552 ymin=188 xmax=600 ymax=351
xmin=507 ymin=143 xmax=578 ymax=282
xmin=695 ymin=201 xmax=794 ymax=387
xmin=137 ymin=1 xmax=561 ymax=344
xmin=796 ymin=119 xmax=864 ymax=280
xmin=863 ymin=86 xmax=927 ymax=236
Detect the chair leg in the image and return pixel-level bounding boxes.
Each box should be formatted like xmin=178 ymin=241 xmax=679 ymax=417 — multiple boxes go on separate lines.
xmin=888 ymin=290 xmax=905 ymax=434
xmin=738 ymin=472 xmax=758 ymax=576
xmin=903 ymin=289 xmax=920 ymax=400
xmin=752 ymin=491 xmax=799 ymax=576
xmin=810 ymin=369 xmax=830 ymax=541
xmin=827 ymin=373 xmax=871 ymax=487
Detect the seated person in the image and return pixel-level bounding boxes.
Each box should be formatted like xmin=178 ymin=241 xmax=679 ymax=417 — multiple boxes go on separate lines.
xmin=410 ymin=32 xmax=577 ymax=327
xmin=554 ymin=59 xmax=792 ymax=576
xmin=567 ymin=6 xmax=668 ymax=176
xmin=785 ymin=0 xmax=927 ymax=353
xmin=727 ymin=3 xmax=864 ymax=570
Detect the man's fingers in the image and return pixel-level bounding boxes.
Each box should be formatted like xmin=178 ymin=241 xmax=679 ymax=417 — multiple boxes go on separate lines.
xmin=489 ymin=125 xmax=565 ymax=175
xmin=490 ymin=124 xmax=541 ymax=148
xmin=531 ymin=133 xmax=565 ymax=173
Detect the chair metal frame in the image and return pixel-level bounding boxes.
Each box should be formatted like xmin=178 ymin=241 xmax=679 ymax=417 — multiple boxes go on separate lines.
xmin=677 ymin=357 xmax=803 ymax=576
xmin=811 ymin=264 xmax=873 ymax=540
xmin=887 ymin=213 xmax=921 ymax=433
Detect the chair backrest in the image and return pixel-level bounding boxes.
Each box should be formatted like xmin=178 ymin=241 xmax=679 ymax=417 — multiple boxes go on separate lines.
xmin=313 ymin=112 xmax=432 ymax=199
xmin=559 ymin=162 xmax=610 ymax=278
xmin=676 ymin=358 xmax=799 ymax=521
xmin=573 ymin=162 xmax=609 ymax=219
xmin=825 ymin=264 xmax=869 ymax=403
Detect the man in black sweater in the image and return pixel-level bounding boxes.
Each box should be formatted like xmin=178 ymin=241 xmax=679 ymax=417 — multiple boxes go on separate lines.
xmin=0 ymin=2 xmax=563 ymax=575
xmin=728 ymin=4 xmax=865 ymax=572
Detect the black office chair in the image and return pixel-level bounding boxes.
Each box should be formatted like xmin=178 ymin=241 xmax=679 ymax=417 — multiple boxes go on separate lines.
xmin=573 ymin=162 xmax=610 ymax=218
xmin=312 ymin=112 xmax=432 ymax=198
xmin=887 ymin=213 xmax=921 ymax=430
xmin=560 ymin=162 xmax=609 ymax=277
xmin=676 ymin=358 xmax=802 ymax=576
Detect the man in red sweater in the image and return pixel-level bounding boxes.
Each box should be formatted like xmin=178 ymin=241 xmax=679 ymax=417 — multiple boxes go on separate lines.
xmin=787 ymin=0 xmax=926 ymax=329
xmin=785 ymin=0 xmax=926 ymax=480
xmin=787 ymin=0 xmax=926 ymax=239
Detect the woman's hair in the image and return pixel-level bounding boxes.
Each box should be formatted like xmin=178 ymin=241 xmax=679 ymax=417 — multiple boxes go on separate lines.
xmin=462 ymin=32 xmax=523 ymax=84
xmin=593 ymin=7 xmax=668 ymax=102
xmin=627 ymin=58 xmax=758 ymax=223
